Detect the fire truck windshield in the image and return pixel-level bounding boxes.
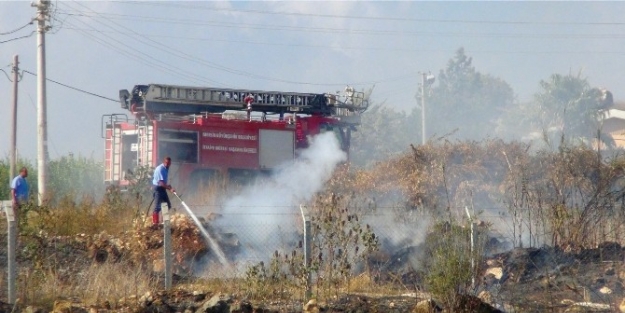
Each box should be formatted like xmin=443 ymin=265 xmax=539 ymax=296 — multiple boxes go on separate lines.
xmin=157 ymin=129 xmax=199 ymax=163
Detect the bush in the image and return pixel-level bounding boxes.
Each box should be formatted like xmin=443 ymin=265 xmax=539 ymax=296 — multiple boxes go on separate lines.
xmin=47 ymin=155 xmax=105 ymax=203
xmin=242 ymin=192 xmax=380 ymax=302
xmin=422 ymin=220 xmax=487 ymax=310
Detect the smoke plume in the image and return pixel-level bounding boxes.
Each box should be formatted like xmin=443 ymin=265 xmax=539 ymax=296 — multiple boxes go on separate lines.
xmin=209 ymin=132 xmax=346 ymax=267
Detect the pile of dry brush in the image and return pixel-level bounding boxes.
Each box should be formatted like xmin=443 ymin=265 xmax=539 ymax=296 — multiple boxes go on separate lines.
xmin=332 ymin=139 xmax=625 ymax=249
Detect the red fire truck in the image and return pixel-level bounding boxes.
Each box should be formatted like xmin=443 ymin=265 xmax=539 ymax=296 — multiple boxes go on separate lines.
xmin=103 ymin=84 xmax=368 ymax=191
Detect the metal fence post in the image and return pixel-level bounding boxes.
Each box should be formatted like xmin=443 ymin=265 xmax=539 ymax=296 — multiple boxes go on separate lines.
xmin=465 ymin=206 xmax=476 ymax=289
xmin=3 ymin=200 xmax=17 ymax=304
xmin=300 ymin=205 xmax=312 ymax=299
xmin=162 ymin=203 xmax=172 ymax=289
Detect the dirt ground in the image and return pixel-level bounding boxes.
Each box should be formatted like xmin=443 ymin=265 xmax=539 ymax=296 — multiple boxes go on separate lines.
xmin=1 ymin=215 xmax=623 ymax=312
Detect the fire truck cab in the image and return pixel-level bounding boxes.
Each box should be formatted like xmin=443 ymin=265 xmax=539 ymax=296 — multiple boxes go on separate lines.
xmin=103 ymin=84 xmax=368 ymax=191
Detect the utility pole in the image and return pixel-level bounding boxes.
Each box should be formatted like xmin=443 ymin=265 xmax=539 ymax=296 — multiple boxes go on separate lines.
xmin=418 ymin=72 xmax=435 ymax=145
xmin=421 ymin=73 xmax=426 ymax=145
xmin=7 ymin=56 xmax=19 ymax=306
xmin=33 ymin=0 xmax=50 ymax=205
xmin=10 ymin=55 xmax=19 ymax=186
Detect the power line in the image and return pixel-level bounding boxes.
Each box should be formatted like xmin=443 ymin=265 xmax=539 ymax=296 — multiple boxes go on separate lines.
xmin=53 ymin=2 xmax=625 ymax=92
xmin=0 ymin=64 xmax=24 ymax=83
xmin=58 ymin=15 xmax=221 ymax=86
xmin=110 ymin=1 xmax=625 ymax=26
xmin=61 ymin=2 xmax=231 ymax=85
xmin=0 ymin=68 xmax=11 ymax=81
xmin=58 ymin=26 xmax=625 ymax=55
xmin=22 ymin=69 xmax=118 ymax=102
xmin=0 ymin=31 xmax=35 ymax=44
xmin=57 ymin=2 xmax=390 ymax=87
xmin=61 ymin=12 xmax=421 ymax=87
xmin=0 ymin=21 xmax=34 ymax=36
xmin=55 ymin=10 xmax=625 ymax=39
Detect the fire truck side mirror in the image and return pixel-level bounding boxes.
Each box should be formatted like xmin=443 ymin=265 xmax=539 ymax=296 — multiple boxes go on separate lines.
xmin=119 ymin=89 xmax=131 ymax=109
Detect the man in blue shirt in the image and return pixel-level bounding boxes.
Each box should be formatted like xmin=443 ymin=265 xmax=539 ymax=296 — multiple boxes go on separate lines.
xmin=10 ymin=167 xmax=29 ymax=222
xmin=152 ymin=157 xmax=175 ymax=226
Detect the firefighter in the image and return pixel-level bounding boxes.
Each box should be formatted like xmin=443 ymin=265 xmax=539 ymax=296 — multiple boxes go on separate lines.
xmin=244 ymin=94 xmax=254 ymax=121
xmin=10 ymin=167 xmax=29 ymax=224
xmin=152 ymin=156 xmax=175 ymax=226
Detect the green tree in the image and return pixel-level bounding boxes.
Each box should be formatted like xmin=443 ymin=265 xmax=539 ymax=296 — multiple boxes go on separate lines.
xmin=421 ymin=48 xmax=515 ymax=141
xmin=532 ymin=72 xmax=613 ymax=146
xmin=47 ymin=155 xmax=105 ymax=202
xmin=350 ymin=104 xmax=413 ymax=167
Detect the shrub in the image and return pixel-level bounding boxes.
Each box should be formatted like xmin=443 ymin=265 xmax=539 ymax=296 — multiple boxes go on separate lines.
xmin=422 ymin=220 xmax=487 ymax=310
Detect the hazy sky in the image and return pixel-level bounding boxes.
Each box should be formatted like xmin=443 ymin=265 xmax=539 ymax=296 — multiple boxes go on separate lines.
xmin=1 ymin=1 xmax=624 ymax=160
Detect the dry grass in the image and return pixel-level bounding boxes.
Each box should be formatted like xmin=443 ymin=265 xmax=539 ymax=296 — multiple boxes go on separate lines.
xmin=23 ymin=195 xmax=138 ymax=238
xmin=347 ymin=273 xmax=373 ymax=292
xmin=15 ymin=261 xmax=157 ymax=308
xmin=9 ymin=192 xmax=153 ymax=308
xmin=74 ymin=261 xmax=157 ymax=305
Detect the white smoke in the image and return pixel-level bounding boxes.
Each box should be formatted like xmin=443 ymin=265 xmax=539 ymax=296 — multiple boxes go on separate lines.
xmin=209 ymin=131 xmax=346 ymax=267
xmin=223 ymin=131 xmax=346 ymax=211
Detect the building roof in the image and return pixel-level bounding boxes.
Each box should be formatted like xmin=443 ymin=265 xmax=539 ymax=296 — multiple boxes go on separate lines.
xmin=604 ymin=109 xmax=625 ymax=120
xmin=611 ymin=101 xmax=625 ymax=110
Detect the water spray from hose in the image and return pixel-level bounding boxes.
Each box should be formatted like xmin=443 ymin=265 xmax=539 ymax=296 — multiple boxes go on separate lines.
xmin=173 ymin=192 xmax=229 ymax=266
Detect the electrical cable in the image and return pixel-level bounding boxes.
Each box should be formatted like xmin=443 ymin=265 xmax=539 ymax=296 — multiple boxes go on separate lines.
xmin=108 ymin=1 xmax=625 ymax=26
xmin=0 ymin=65 xmax=23 ymax=83
xmin=57 ymin=26 xmax=625 ymax=56
xmin=55 ymin=26 xmax=445 ymax=52
xmin=0 ymin=68 xmax=12 ymax=82
xmin=47 ymin=0 xmax=64 ymax=35
xmin=53 ymin=3 xmax=625 ymax=91
xmin=59 ymin=1 xmax=233 ymax=86
xmin=59 ymin=17 xmax=220 ymax=86
xmin=54 ymin=10 xmax=625 ymax=39
xmin=53 ymin=13 xmax=625 ymax=58
xmin=58 ymin=4 xmax=328 ymax=87
xmin=22 ymin=69 xmax=118 ymax=102
xmin=61 ymin=2 xmax=227 ymax=85
xmin=0 ymin=21 xmax=33 ymax=36
xmin=58 ymin=2 xmax=410 ymax=87
xmin=0 ymin=31 xmax=35 ymax=44
xmin=54 ymin=8 xmax=623 ymax=39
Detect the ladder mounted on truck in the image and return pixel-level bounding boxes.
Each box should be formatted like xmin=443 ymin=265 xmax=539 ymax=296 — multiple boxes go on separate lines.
xmin=119 ymin=84 xmax=368 ymax=121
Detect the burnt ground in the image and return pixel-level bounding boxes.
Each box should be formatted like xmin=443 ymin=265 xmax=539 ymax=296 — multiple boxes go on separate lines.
xmin=479 ymin=243 xmax=625 ymax=312
xmin=1 ymin=215 xmax=624 ymax=312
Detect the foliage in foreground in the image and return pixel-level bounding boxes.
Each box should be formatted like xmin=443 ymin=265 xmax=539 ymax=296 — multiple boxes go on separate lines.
xmin=7 ymin=139 xmax=625 ymax=312
xmin=6 ymin=190 xmax=149 ymax=308
xmin=243 ymin=192 xmax=380 ymax=302
xmin=422 ymin=221 xmax=488 ymax=311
